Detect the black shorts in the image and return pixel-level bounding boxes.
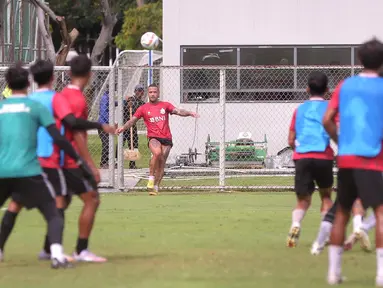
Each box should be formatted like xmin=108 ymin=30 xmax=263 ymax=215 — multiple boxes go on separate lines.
xmin=43 ymin=168 xmax=68 ymax=197
xmin=0 ymin=175 xmax=55 ymax=210
xmin=63 ymin=168 xmax=95 ymax=195
xmin=337 ymin=168 xmax=383 ymax=210
xmin=148 ymin=137 xmax=173 ymax=147
xmin=294 ymin=158 xmax=334 ymax=196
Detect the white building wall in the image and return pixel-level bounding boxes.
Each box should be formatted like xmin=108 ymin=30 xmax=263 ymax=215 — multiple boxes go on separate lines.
xmin=162 ymin=0 xmax=383 ymax=162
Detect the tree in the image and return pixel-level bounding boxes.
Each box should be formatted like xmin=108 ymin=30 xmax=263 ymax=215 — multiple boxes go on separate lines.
xmin=29 ymin=0 xmax=79 ymax=65
xmin=115 ymin=1 xmax=162 ymax=51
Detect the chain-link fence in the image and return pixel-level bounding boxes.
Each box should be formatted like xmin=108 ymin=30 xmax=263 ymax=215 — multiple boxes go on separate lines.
xmin=0 ymin=62 xmax=363 ymax=192
xmin=114 ymin=64 xmax=362 ymax=192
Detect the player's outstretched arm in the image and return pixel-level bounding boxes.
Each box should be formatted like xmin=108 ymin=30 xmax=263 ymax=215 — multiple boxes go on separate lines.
xmin=116 ymin=116 xmax=139 ymax=135
xmin=171 ymin=108 xmax=199 ymax=118
xmin=62 ymin=114 xmax=116 ymax=134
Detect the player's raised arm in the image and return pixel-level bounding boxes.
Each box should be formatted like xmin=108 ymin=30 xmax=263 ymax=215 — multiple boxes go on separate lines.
xmin=322 ymin=83 xmax=341 ymax=144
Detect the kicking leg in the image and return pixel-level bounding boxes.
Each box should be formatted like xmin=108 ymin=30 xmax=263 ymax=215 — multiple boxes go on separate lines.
xmin=0 ymin=201 xmax=22 ymax=261
xmin=156 ymin=145 xmax=172 ymax=189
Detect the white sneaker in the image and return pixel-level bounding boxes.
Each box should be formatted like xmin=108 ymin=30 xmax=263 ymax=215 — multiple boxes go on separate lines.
xmin=38 ymin=250 xmax=75 ymax=262
xmin=73 ymin=250 xmax=107 ymax=263
xmin=355 ymin=228 xmax=372 ymax=252
xmin=310 ymin=242 xmax=324 ymax=255
xmin=327 ymin=274 xmax=346 ymax=285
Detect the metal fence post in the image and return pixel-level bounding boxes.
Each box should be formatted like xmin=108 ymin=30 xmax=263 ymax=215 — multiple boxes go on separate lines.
xmin=117 ymin=66 xmax=124 ymax=191
xmin=108 ymin=66 xmax=116 ymax=188
xmin=219 ymin=68 xmax=226 ymax=191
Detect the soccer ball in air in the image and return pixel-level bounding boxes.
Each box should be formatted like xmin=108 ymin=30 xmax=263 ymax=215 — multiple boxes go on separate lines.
xmin=140 ymin=32 xmax=159 ymax=50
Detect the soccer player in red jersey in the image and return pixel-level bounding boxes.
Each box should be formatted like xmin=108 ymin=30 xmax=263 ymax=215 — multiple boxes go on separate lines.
xmin=323 ymin=38 xmax=383 ymax=285
xmin=117 ymin=84 xmax=199 ymax=195
xmin=0 ymin=59 xmax=115 ymax=263
xmin=286 ymin=71 xmax=334 ymax=248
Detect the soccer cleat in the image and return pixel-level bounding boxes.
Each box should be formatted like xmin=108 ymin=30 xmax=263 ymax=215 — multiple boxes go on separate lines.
xmin=343 ymin=233 xmax=357 ymax=251
xmin=38 ymin=250 xmax=75 ymax=262
xmin=149 ymin=191 xmax=158 ymax=196
xmin=286 ymin=226 xmax=301 ymax=247
xmin=355 ymin=228 xmax=372 ymax=252
xmin=147 ymin=179 xmax=154 ymax=190
xmin=51 ymin=258 xmax=73 ymax=269
xmin=310 ymin=241 xmax=325 ymax=255
xmin=0 ymin=249 xmax=3 ymax=262
xmin=327 ymin=274 xmax=346 ymax=285
xmin=73 ymin=250 xmax=107 ymax=263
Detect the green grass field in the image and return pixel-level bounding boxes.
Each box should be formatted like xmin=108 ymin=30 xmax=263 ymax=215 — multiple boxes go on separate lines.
xmin=0 ymin=192 xmax=374 ymax=288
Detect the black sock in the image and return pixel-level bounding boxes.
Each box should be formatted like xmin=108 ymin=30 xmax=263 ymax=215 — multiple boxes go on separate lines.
xmin=0 ymin=211 xmax=18 ymax=251
xmin=43 ymin=208 xmax=65 ymax=254
xmin=76 ymin=238 xmax=88 ymax=254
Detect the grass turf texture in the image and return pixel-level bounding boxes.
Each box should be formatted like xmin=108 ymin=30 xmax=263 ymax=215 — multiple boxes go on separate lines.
xmin=0 ymin=192 xmax=374 ymax=288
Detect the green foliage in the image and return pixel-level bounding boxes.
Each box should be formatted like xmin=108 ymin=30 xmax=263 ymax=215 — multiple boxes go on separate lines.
xmin=115 ymin=1 xmax=162 ymax=51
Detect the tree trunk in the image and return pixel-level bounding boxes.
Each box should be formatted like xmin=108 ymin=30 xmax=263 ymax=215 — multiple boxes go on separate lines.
xmin=36 ymin=7 xmax=55 ymax=63
xmin=90 ymin=0 xmax=117 ymax=66
xmin=29 ymin=0 xmax=79 ymax=65
xmin=136 ymin=0 xmax=144 ymax=7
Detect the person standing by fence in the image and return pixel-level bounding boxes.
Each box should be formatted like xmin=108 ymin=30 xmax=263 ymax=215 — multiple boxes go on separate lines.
xmin=122 ymin=84 xmax=146 ymax=169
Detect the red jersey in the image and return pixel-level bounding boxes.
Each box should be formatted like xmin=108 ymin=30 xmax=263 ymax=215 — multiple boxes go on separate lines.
xmin=56 ymin=85 xmax=88 ymax=169
xmin=330 ymin=81 xmax=383 ymax=171
xmin=289 ymin=107 xmax=334 ymax=160
xmin=133 ymin=101 xmax=175 ymax=139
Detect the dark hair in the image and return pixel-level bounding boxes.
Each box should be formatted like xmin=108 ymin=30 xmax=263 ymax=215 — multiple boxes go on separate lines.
xmin=307 ymin=71 xmax=328 ymax=95
xmin=357 ymin=38 xmax=383 ymax=70
xmin=6 ymin=62 xmax=29 ymax=90
xmin=29 ymin=59 xmax=54 ymax=86
xmin=70 ymin=55 xmax=92 ymax=77
xmin=148 ymin=83 xmax=159 ymax=89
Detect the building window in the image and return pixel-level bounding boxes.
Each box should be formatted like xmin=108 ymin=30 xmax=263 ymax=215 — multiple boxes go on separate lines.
xmin=181 ymin=47 xmax=237 ymax=101
xmin=180 ymin=46 xmax=354 ymax=103
xmin=296 ymin=47 xmax=352 ymax=90
xmin=297 ymin=47 xmax=352 ymax=65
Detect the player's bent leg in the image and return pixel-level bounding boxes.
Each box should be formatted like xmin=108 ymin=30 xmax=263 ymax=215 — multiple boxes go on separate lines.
xmin=287 ymin=159 xmax=313 ymax=248
xmin=311 ymin=199 xmax=337 ymax=255
xmin=157 ymin=145 xmax=171 ymax=188
xmin=318 ymin=188 xmax=333 ymax=216
xmin=0 ymin=200 xmax=22 ymax=261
